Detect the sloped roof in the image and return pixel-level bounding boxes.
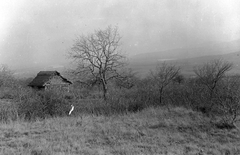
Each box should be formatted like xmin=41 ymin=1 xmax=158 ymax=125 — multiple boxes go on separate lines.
xmin=28 ymin=71 xmax=72 ymax=87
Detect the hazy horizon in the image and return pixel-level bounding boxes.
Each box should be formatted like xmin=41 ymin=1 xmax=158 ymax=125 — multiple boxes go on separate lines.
xmin=0 ymin=0 xmax=240 ymax=70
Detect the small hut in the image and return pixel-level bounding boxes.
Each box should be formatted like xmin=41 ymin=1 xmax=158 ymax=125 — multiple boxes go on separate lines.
xmin=28 ymin=71 xmax=72 ymax=91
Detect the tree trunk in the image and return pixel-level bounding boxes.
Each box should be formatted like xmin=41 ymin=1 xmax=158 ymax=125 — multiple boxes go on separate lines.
xmin=159 ymin=87 xmax=164 ymax=104
xmin=101 ymin=78 xmax=107 ymax=101
xmin=208 ymin=88 xmax=215 ymax=112
xmin=102 ymin=83 xmax=107 ymax=100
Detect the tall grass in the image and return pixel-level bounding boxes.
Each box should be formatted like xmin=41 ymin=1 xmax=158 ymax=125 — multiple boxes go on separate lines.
xmin=0 ymin=100 xmax=18 ymax=123
xmin=0 ymin=68 xmax=239 ymax=129
xmin=17 ymin=89 xmax=72 ymax=120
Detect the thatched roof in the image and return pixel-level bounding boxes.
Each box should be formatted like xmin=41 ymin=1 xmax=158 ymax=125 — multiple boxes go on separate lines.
xmin=28 ymin=71 xmax=72 ymax=87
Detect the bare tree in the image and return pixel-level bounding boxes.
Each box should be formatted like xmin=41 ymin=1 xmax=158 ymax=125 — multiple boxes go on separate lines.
xmin=69 ymin=26 xmax=126 ymax=100
xmin=216 ymin=75 xmax=240 ymax=127
xmin=194 ymin=59 xmax=233 ymax=111
xmin=151 ymin=62 xmax=180 ymax=104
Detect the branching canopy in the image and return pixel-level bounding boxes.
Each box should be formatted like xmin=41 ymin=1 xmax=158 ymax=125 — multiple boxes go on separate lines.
xmin=194 ymin=59 xmax=233 ymax=91
xmin=68 ymin=26 xmax=126 ymax=99
xmin=152 ymin=62 xmax=180 ymax=88
xmin=69 ymin=26 xmax=125 ymax=80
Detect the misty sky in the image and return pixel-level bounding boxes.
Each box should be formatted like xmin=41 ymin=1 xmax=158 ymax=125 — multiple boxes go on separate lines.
xmin=0 ymin=0 xmax=240 ymax=69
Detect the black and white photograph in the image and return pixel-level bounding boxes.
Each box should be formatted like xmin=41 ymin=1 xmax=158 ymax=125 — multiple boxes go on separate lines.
xmin=0 ymin=0 xmax=240 ymax=154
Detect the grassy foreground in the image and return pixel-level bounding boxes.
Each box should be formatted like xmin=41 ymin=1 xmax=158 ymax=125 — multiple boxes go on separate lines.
xmin=0 ymin=107 xmax=240 ymax=155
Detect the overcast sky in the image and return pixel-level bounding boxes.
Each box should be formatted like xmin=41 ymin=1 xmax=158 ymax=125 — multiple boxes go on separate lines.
xmin=0 ymin=0 xmax=240 ymax=69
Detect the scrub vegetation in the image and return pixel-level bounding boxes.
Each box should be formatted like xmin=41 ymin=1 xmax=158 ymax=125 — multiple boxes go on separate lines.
xmin=0 ymin=26 xmax=240 ymax=154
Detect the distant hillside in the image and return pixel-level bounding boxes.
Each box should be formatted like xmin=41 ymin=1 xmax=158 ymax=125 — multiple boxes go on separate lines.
xmin=129 ymin=39 xmax=240 ymax=76
xmin=130 ymin=39 xmax=240 ymax=62
xmin=13 ymin=39 xmax=240 ymax=78
xmin=169 ymin=51 xmax=240 ymax=76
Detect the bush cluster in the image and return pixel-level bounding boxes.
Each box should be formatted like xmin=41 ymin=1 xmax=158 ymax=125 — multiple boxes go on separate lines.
xmin=17 ymin=89 xmax=73 ymax=120
xmin=0 ymin=59 xmax=240 ymax=129
xmin=0 ymin=85 xmax=73 ymax=121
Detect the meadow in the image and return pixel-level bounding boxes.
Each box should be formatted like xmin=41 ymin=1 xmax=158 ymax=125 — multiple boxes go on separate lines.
xmin=0 ymin=59 xmax=240 ymax=155
xmin=1 ymin=102 xmax=240 ymax=155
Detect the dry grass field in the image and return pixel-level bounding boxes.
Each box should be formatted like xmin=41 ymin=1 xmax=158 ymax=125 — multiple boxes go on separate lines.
xmin=0 ymin=105 xmax=240 ymax=155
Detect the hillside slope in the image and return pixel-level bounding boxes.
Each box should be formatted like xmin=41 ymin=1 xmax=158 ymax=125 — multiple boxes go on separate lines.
xmin=129 ymin=50 xmax=240 ymax=76
xmin=0 ymin=107 xmax=239 ymax=155
xmin=170 ymin=51 xmax=240 ymax=75
xmin=130 ymin=39 xmax=240 ymax=62
xmin=129 ymin=39 xmax=240 ymax=76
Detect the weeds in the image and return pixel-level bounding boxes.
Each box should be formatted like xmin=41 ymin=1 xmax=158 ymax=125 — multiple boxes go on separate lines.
xmin=0 ymin=100 xmax=18 ymax=123
xmin=1 ymin=107 xmax=238 ymax=155
xmin=0 ymin=59 xmax=239 ymax=128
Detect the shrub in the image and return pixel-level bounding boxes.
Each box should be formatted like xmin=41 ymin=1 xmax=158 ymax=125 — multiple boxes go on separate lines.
xmin=150 ymin=62 xmax=180 ymax=104
xmin=0 ymin=87 xmax=15 ymax=99
xmin=193 ymin=59 xmax=233 ymax=112
xmin=18 ymin=89 xmax=72 ymax=120
xmin=106 ymin=82 xmax=156 ymax=113
xmin=0 ymin=101 xmax=18 ymax=123
xmin=18 ymin=96 xmax=46 ymax=120
xmin=212 ymin=75 xmax=240 ymax=126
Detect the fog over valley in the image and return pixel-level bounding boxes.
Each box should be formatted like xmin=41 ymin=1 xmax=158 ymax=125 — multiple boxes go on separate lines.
xmin=0 ymin=0 xmax=240 ymax=77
